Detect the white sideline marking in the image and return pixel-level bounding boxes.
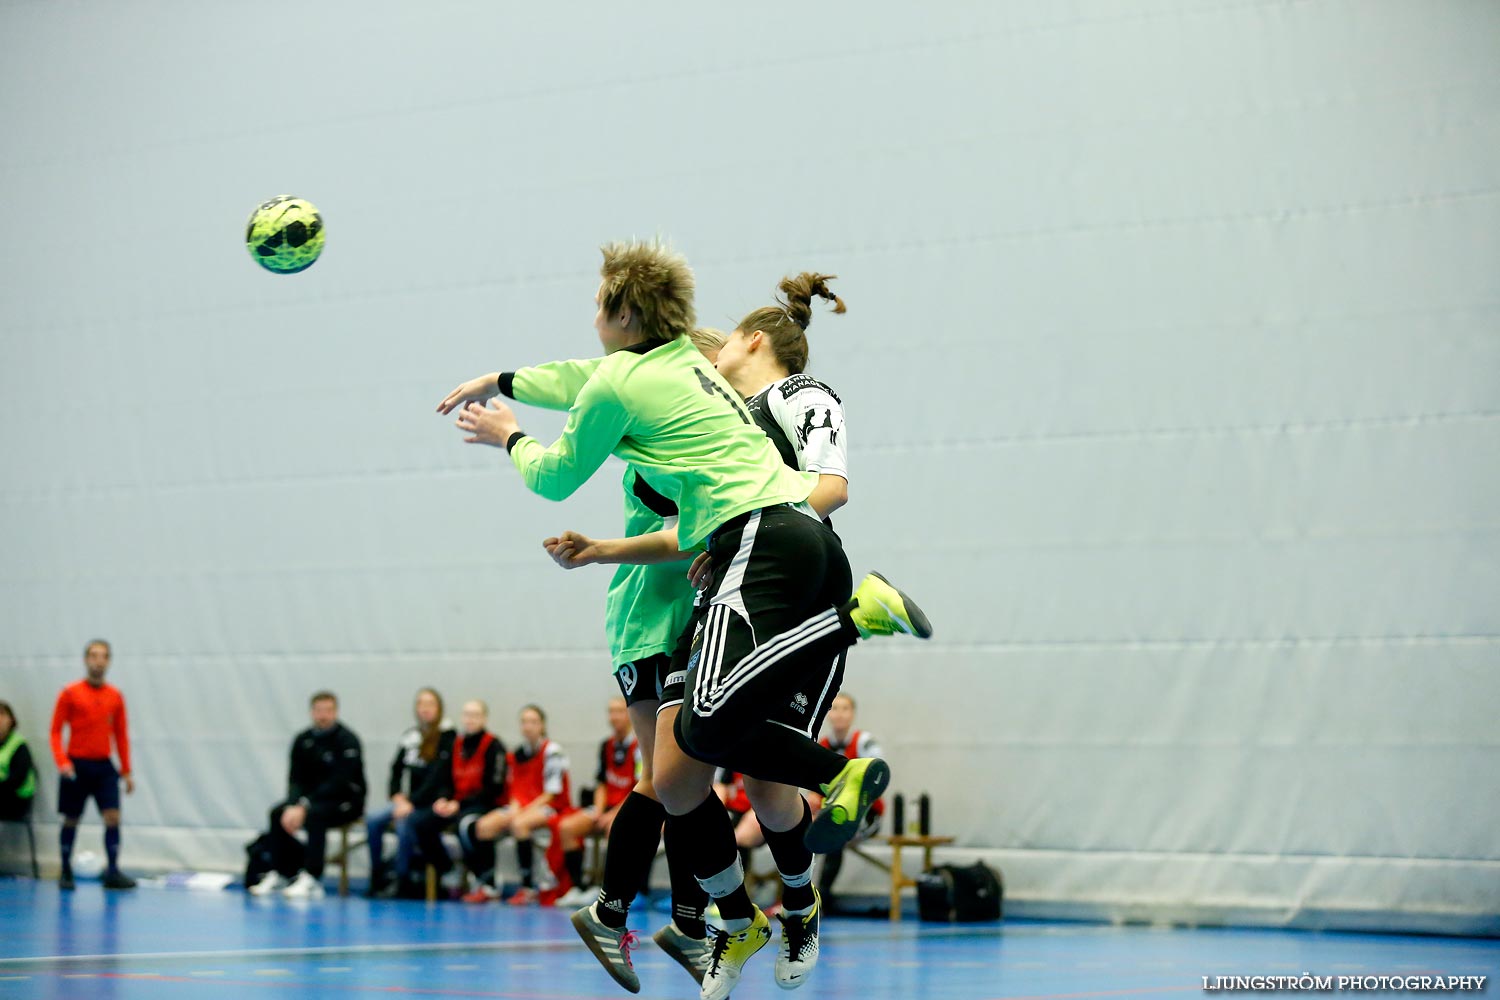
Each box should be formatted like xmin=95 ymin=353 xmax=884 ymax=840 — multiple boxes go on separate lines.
xmin=0 ymin=938 xmax=579 ymax=967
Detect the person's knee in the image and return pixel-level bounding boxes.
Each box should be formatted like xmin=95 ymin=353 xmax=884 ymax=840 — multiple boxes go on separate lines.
xmin=744 ymin=778 xmax=804 ymax=832
xmin=474 ymin=814 xmax=503 ymax=841
xmin=102 ymin=810 xmax=121 ymax=827
xmin=655 ymin=759 xmax=711 ymax=815
xmin=63 ymin=816 xmax=79 ymax=828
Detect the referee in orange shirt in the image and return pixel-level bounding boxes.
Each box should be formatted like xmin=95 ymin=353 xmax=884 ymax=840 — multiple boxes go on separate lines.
xmin=50 ymin=639 xmax=136 ymax=890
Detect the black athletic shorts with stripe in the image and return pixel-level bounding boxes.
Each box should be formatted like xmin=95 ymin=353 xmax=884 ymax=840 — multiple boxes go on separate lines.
xmin=671 ymin=504 xmax=858 ymax=776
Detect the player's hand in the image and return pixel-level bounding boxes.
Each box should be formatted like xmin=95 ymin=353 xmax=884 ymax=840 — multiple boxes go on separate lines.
xmin=281 ymin=803 xmax=307 ymax=834
xmin=456 ymin=400 xmax=520 ymax=447
xmin=433 ymin=799 xmax=459 ymax=819
xmin=543 ymin=531 xmax=604 ymax=569
xmin=392 ymin=796 xmax=414 ymax=821
xmin=436 ymin=373 xmax=502 ymax=415
xmin=687 ymin=551 xmax=714 ymax=590
xmin=123 ymin=774 xmax=135 ymax=795
xmin=60 ymin=765 xmax=77 ymax=781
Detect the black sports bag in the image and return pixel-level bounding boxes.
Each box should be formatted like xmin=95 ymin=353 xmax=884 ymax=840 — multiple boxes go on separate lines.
xmin=915 ymin=861 xmax=1003 ymax=922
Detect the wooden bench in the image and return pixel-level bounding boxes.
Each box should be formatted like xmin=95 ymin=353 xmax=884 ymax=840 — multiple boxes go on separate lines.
xmin=851 ymin=834 xmax=954 ymax=922
xmin=325 ymin=822 xmax=364 ymax=897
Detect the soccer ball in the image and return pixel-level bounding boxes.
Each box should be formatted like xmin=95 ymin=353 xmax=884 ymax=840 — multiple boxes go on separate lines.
xmin=246 ymin=196 xmax=325 ymax=274
xmin=73 ymin=850 xmax=106 ymax=880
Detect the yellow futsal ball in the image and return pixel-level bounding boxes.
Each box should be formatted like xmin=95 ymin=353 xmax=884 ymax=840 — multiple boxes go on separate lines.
xmin=245 ymin=196 xmax=325 ymax=274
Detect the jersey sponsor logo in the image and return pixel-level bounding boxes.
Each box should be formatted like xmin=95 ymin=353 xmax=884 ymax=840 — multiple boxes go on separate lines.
xmin=618 ymin=663 xmax=638 ymax=696
xmin=797 ymin=406 xmax=840 ymax=447
xmin=665 ymin=670 xmax=686 ymax=688
xmin=777 ymin=374 xmax=841 ymax=404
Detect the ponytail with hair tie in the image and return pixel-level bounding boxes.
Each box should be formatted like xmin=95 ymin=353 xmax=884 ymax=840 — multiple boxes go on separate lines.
xmin=738 ymin=271 xmax=847 ymax=375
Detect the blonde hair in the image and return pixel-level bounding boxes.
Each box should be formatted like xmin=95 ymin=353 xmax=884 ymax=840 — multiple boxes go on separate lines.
xmin=598 ymin=239 xmax=697 ymax=344
xmin=736 ymin=272 xmax=845 ymax=375
xmin=689 ymin=326 xmax=727 ymax=356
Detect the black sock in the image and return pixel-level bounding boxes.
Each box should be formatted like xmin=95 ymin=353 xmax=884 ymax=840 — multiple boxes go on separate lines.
xmin=60 ymin=824 xmax=77 ymax=875
xmin=595 ymin=791 xmax=665 ymax=929
xmin=564 ymin=848 xmax=584 ymax=889
xmin=663 ymin=814 xmax=708 ymax=938
xmin=104 ymin=826 xmax=121 ymax=875
xmin=759 ymin=798 xmax=816 ymax=911
xmin=515 ymin=839 xmax=534 ymax=888
xmin=674 ymin=793 xmax=752 ymax=923
xmin=730 ymin=722 xmax=848 ymax=791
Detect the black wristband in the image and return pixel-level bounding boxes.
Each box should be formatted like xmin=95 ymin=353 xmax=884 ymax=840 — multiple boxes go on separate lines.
xmin=505 ymin=431 xmax=527 ymax=453
xmin=497 ymin=372 xmax=516 ymax=399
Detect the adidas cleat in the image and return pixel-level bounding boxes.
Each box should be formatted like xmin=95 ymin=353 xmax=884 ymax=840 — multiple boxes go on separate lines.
xmin=570 ymin=902 xmax=642 ymax=993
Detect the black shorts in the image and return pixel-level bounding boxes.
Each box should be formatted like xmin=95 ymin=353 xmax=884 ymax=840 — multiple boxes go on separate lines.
xmin=58 ymin=758 xmax=120 ymax=817
xmin=614 ymin=652 xmax=674 ymax=708
xmin=671 ymin=505 xmax=852 ymax=731
xmin=769 ymin=649 xmax=846 ymax=738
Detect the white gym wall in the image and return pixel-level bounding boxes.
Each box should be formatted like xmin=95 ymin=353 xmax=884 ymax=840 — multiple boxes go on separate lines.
xmin=2 ymin=0 xmax=1496 ymax=933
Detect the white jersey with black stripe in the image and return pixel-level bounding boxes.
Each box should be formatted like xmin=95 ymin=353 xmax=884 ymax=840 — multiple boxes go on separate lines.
xmin=745 ymin=374 xmax=848 ymax=480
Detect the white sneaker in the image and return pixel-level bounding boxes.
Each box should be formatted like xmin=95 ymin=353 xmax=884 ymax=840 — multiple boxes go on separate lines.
xmin=773 ymin=889 xmax=821 ymax=990
xmin=281 ymin=871 xmax=325 ymax=899
xmin=248 ymin=871 xmax=287 ymax=896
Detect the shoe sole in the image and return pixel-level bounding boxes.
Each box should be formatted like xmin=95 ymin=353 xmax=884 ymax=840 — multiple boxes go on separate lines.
xmin=570 ymin=908 xmax=641 ymax=995
xmin=870 ymin=573 xmax=933 ymax=638
xmin=652 ymin=929 xmax=708 ymax=985
xmin=804 ymin=759 xmax=891 ymax=854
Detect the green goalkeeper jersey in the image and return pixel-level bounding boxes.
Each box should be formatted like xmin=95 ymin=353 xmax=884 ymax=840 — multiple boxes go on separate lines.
xmin=506 ymin=336 xmax=817 ymax=550
xmin=504 ymin=356 xmax=691 ymax=668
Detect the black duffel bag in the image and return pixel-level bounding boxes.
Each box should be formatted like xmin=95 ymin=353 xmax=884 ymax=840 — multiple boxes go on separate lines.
xmin=916 ymin=862 xmax=1003 ymax=922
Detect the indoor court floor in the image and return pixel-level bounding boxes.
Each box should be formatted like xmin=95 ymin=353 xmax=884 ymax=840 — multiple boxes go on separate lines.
xmin=0 ymin=880 xmax=1495 ymax=1000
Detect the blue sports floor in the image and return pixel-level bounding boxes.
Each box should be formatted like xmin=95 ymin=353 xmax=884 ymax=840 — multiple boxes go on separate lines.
xmin=0 ymin=879 xmax=1494 ymax=1000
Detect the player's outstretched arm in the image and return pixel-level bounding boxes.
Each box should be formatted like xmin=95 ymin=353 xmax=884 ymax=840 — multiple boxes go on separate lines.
xmin=542 ymin=528 xmax=692 ymax=569
xmin=437 ymin=373 xmax=502 ymax=414
xmin=439 ymin=358 xmax=605 ymax=415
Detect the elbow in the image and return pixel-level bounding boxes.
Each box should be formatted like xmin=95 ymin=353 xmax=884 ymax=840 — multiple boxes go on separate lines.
xmin=526 ymin=473 xmax=581 ymax=503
